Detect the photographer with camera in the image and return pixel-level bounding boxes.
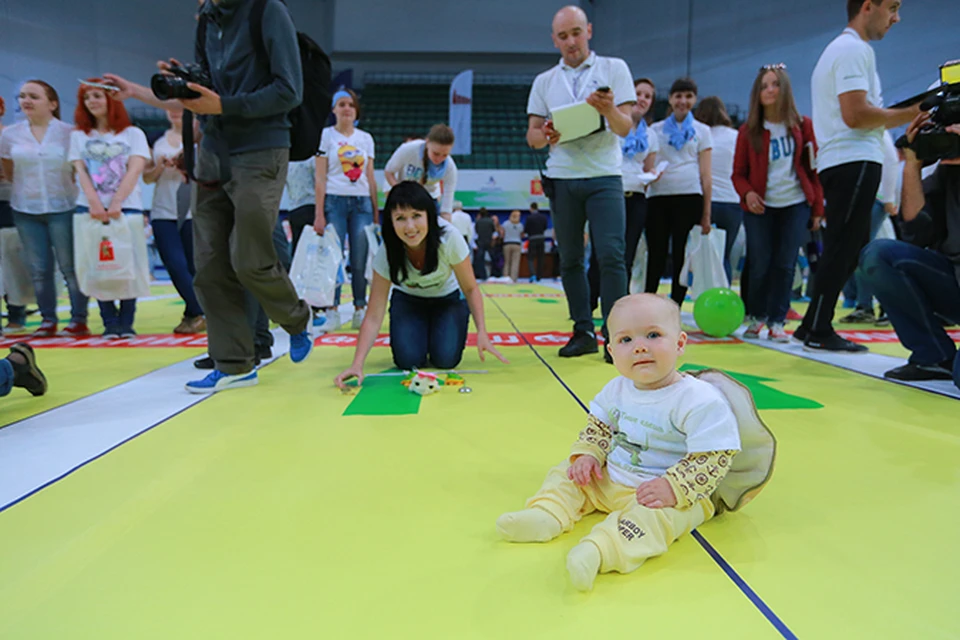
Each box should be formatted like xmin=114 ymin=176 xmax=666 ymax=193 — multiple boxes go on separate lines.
xmin=859 ymin=111 xmax=960 ymax=388
xmin=106 ymin=0 xmax=313 ymax=393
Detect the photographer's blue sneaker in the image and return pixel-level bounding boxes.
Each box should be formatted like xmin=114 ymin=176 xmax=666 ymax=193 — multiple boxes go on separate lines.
xmin=289 ymin=330 xmax=314 ymax=364
xmin=185 ymin=369 xmax=258 ymax=394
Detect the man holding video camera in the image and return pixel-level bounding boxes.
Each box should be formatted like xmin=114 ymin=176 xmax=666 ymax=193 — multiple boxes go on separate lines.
xmin=860 ymin=111 xmax=960 ymax=388
xmin=107 ymin=0 xmax=313 ymax=393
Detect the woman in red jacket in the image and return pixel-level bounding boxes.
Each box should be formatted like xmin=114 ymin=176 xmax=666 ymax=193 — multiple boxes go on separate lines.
xmin=733 ymin=64 xmax=823 ymax=342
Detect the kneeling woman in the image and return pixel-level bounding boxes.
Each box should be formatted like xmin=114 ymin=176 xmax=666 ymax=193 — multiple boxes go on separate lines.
xmin=334 ymin=182 xmax=507 ymax=388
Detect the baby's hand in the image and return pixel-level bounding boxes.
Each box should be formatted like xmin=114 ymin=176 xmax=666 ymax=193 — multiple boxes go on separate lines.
xmin=635 ymin=478 xmax=677 ymax=509
xmin=567 ymin=455 xmax=603 ymax=487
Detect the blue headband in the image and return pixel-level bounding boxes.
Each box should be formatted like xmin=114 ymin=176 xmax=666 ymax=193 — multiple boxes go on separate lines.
xmin=331 ymin=90 xmax=352 ymax=107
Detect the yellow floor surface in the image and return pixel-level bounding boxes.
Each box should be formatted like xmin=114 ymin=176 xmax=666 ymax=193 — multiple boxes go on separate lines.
xmin=0 ymin=283 xmax=956 ymax=638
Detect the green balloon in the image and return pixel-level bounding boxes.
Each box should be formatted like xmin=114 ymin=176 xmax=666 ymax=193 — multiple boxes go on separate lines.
xmin=693 ymin=288 xmax=745 ymax=337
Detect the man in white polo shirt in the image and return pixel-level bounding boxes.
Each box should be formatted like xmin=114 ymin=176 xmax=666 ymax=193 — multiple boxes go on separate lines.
xmin=796 ymin=0 xmax=919 ymax=353
xmin=527 ymin=5 xmax=635 ymax=361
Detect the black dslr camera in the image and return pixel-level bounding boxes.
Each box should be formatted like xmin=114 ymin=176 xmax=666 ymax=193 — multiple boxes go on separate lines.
xmin=150 ymin=62 xmax=212 ymax=101
xmin=897 ymin=61 xmax=960 ymax=162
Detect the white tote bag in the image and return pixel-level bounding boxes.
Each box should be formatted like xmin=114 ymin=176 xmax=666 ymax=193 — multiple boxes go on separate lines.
xmin=0 ymin=228 xmax=36 ymax=306
xmin=363 ymin=223 xmax=382 ymax=282
xmin=679 ymin=227 xmax=729 ymax=300
xmin=74 ymin=214 xmax=151 ymax=300
xmin=629 ymin=234 xmax=648 ymax=294
xmin=290 ymin=224 xmax=344 ymax=308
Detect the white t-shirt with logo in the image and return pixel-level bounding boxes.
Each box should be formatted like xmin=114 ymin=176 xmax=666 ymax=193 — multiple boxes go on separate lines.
xmin=647 ymin=120 xmax=713 ymax=197
xmin=811 ymin=28 xmax=884 ymax=171
xmin=589 ymin=374 xmax=742 ymax=487
xmin=384 ymin=140 xmax=458 ymax=214
xmin=763 ymin=122 xmax=807 ymax=208
xmin=527 ymin=52 xmax=635 ymax=180
xmin=709 ymin=125 xmax=740 ymax=204
xmin=372 ymin=218 xmax=470 ymax=298
xmin=68 ymin=127 xmax=150 ymax=210
xmin=318 ymin=126 xmax=375 ymax=197
xmin=150 ymin=132 xmax=187 ymax=221
xmin=0 ymin=119 xmax=77 ymax=214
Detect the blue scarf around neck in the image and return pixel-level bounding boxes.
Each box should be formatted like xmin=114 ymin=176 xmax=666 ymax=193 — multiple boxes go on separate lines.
xmin=664 ymin=112 xmax=696 ymax=150
xmin=621 ymin=120 xmax=649 ymax=159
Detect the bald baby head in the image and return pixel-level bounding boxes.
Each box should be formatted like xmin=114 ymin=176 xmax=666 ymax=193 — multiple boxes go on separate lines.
xmin=608 ymin=294 xmax=682 ymax=337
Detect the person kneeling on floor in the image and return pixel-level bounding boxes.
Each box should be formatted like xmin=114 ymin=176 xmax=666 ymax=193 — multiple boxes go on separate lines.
xmin=496 ymin=293 xmax=775 ymax=591
xmin=859 ymin=113 xmax=960 ymax=388
xmin=0 ymin=343 xmax=47 ymax=398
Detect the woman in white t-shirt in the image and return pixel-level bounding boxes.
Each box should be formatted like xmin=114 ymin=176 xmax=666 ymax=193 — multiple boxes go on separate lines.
xmin=333 ymin=182 xmax=508 ymax=389
xmin=69 ymin=81 xmax=150 ymax=339
xmin=695 ymin=96 xmax=741 ymax=281
xmin=619 ymin=78 xmax=660 ymax=279
xmin=646 ymin=78 xmax=713 ymax=304
xmin=0 ymin=79 xmax=87 ymax=338
xmin=142 ymin=109 xmax=205 ymax=334
xmin=314 ymin=89 xmax=379 ymax=330
xmin=732 ymin=65 xmax=823 ymax=342
xmin=384 ymin=124 xmax=458 ymax=220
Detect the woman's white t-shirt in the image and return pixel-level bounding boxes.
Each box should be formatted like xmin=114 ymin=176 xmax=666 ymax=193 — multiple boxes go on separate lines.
xmin=647 ymin=119 xmax=713 ymax=197
xmin=709 ymin=125 xmax=740 ymax=204
xmin=763 ymin=122 xmax=806 ymax=208
xmin=150 ymin=132 xmax=187 ymax=221
xmin=318 ymin=126 xmax=375 ymax=197
xmin=286 ymin=158 xmax=316 ymax=210
xmin=69 ymin=127 xmax=150 ymax=210
xmin=384 ymin=140 xmax=458 ymax=214
xmin=0 ymin=119 xmax=77 ymax=214
xmin=372 ymin=218 xmax=470 ymax=298
xmin=621 ymin=124 xmax=661 ymax=194
xmin=590 ymin=374 xmax=742 ymax=487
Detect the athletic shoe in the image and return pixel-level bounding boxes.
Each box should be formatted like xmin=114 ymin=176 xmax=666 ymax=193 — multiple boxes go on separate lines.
xmin=289 ymin=330 xmax=314 ymax=364
xmin=32 ymin=321 xmax=57 ymax=338
xmin=60 ymin=322 xmax=91 ymax=337
xmin=767 ymin=323 xmax=790 ymax=343
xmin=875 ymin=313 xmax=890 ymax=327
xmin=8 ymin=343 xmax=47 ymax=396
xmin=839 ymin=308 xmax=875 ymax=324
xmin=351 ymin=308 xmax=365 ymax=330
xmin=792 ymin=325 xmax=809 ymax=343
xmin=803 ymin=333 xmax=868 ymax=353
xmin=743 ymin=318 xmax=764 ymax=340
xmin=185 ymin=369 xmax=258 ymax=394
xmin=174 ymin=316 xmax=206 ymax=334
xmin=194 ymin=346 xmax=270 ymax=370
xmin=4 ymin=323 xmax=27 ymax=334
xmin=102 ymin=327 xmax=122 ymax=340
xmin=312 ymin=309 xmax=341 ymax=334
xmin=884 ymin=362 xmax=953 ymax=381
xmin=119 ymin=327 xmax=137 ymax=339
xmin=785 ymin=308 xmax=803 ymax=321
xmin=559 ymin=331 xmax=599 ymax=357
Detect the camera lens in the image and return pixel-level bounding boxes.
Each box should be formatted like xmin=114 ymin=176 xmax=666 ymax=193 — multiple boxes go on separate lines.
xmin=151 ymin=74 xmax=178 ymax=101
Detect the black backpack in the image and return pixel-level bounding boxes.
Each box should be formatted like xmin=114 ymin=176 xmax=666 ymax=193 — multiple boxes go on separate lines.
xmin=249 ymin=0 xmax=332 ymax=161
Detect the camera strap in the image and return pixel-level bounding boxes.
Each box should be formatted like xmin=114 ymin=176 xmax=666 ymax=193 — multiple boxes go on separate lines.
xmin=185 ymin=8 xmax=232 ymax=188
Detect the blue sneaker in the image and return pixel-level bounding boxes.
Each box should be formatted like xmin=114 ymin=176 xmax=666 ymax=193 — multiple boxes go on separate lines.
xmin=185 ymin=369 xmax=258 ymax=394
xmin=289 ymin=330 xmax=314 ymax=364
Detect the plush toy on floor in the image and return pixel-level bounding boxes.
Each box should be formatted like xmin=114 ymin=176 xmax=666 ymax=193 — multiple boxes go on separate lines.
xmin=407 ymin=371 xmax=441 ymax=396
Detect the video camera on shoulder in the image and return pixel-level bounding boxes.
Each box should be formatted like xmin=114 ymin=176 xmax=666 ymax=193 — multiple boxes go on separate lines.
xmin=150 ymin=62 xmax=212 ymax=101
xmin=897 ymin=60 xmax=960 ymax=162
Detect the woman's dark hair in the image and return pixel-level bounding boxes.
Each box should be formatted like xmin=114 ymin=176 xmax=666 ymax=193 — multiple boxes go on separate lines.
xmin=669 ymin=77 xmax=698 ymax=96
xmin=695 ymin=96 xmax=732 ymax=127
xmin=382 ymin=181 xmax=445 ymax=285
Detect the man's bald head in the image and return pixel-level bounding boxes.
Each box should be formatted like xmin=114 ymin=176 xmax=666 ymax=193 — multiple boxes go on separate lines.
xmin=552 ymin=5 xmax=588 ymax=34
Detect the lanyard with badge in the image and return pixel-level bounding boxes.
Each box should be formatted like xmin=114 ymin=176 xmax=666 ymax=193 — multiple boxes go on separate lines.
xmin=550 ymin=60 xmax=606 ymax=144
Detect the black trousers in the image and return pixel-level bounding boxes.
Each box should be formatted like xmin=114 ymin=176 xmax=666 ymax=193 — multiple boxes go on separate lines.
xmin=644 ymin=194 xmax=703 ymax=304
xmin=527 ymin=238 xmax=546 ymax=280
xmin=800 ymin=161 xmax=882 ymax=336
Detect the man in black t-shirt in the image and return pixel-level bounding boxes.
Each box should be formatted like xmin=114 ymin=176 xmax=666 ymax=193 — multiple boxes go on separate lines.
xmin=524 ymin=203 xmax=549 ymax=281
xmin=860 ymin=114 xmax=960 ymax=388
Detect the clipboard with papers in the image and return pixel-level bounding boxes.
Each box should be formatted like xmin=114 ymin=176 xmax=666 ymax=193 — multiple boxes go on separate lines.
xmin=550 ymin=101 xmax=605 ymax=143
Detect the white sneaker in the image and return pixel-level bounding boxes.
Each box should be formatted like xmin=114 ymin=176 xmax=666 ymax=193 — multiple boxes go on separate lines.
xmin=743 ymin=318 xmax=764 ymax=340
xmin=767 ymin=323 xmax=790 ymax=343
xmin=351 ymin=308 xmax=365 ymax=330
xmin=311 ymin=309 xmax=341 ymax=335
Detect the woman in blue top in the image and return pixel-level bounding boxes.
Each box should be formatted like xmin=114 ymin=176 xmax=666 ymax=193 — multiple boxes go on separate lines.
xmin=334 ymin=182 xmax=507 ymax=389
